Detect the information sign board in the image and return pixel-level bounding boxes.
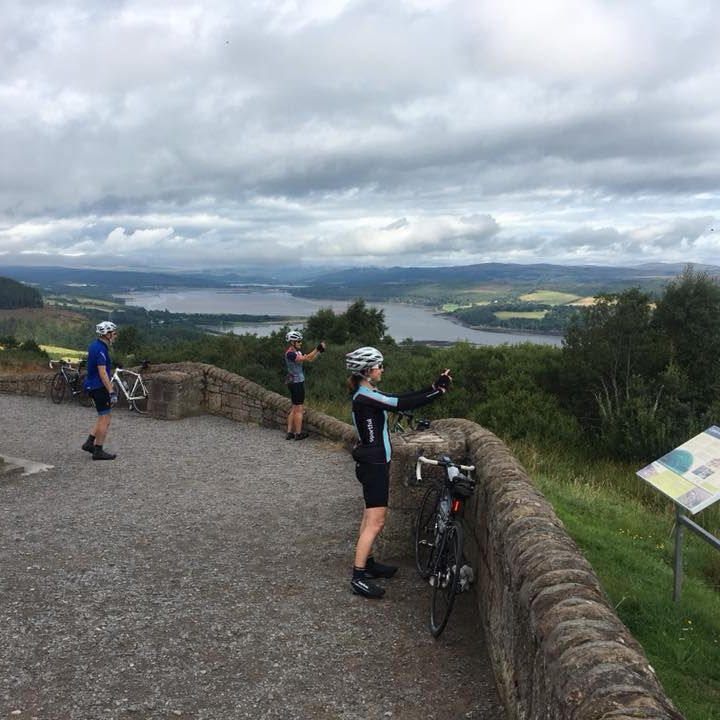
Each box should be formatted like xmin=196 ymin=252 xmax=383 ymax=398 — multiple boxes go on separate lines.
xmin=637 ymin=426 xmax=720 ymax=514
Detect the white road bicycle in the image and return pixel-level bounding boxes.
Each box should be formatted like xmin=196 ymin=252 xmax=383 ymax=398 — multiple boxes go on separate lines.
xmin=110 ymin=362 xmax=149 ymax=414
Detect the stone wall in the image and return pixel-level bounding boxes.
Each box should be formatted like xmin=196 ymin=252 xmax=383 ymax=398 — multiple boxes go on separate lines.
xmin=0 ymin=371 xmax=52 ymax=398
xmin=0 ymin=362 xmax=684 ymax=720
xmin=432 ymin=418 xmax=683 ymax=720
xmin=142 ymin=363 xmax=356 ymax=445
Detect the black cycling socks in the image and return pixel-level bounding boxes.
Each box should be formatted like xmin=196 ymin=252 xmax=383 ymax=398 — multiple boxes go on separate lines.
xmin=352 ymin=566 xmax=366 ymax=580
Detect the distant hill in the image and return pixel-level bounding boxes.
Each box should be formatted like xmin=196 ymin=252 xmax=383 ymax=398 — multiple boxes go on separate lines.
xmin=305 ymin=262 xmax=720 ymax=286
xmin=294 ymin=262 xmax=720 ymax=302
xmin=3 ymin=261 xmax=719 ymax=306
xmin=0 ymin=266 xmax=278 ymax=296
xmin=0 ymin=276 xmax=43 ymax=309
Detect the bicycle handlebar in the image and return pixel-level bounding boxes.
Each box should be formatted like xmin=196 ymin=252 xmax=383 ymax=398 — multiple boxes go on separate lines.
xmin=415 ymin=455 xmax=475 ymax=483
xmin=49 ymin=359 xmax=77 ymax=370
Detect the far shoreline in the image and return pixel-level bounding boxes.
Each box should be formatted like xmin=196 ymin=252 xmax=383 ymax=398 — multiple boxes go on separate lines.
xmin=435 ymin=310 xmax=565 ymax=340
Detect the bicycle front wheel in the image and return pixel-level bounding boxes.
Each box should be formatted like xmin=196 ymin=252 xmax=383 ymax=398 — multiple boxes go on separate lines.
xmin=430 ymin=522 xmax=464 ymax=638
xmin=414 ymin=484 xmax=441 ymax=578
xmin=50 ymin=373 xmax=66 ymax=404
xmin=130 ymin=378 xmax=148 ymax=414
xmin=76 ymin=373 xmax=93 ymax=407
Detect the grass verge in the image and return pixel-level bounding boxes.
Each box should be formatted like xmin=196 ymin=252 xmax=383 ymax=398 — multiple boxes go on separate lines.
xmin=513 ymin=442 xmax=720 ymax=720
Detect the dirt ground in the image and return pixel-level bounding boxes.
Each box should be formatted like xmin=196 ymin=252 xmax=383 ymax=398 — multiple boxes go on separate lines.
xmin=0 ymin=394 xmax=505 ymax=720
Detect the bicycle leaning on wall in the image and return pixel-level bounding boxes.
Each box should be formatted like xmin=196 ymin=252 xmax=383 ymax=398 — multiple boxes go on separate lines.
xmin=413 ymin=454 xmax=477 ymax=637
xmin=109 ymin=361 xmax=150 ymax=414
xmin=390 ymin=409 xmax=431 ymax=433
xmin=49 ymin=360 xmax=93 ymax=407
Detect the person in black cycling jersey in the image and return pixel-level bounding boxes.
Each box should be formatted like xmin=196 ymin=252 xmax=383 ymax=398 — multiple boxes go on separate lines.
xmin=82 ymin=321 xmax=119 ymax=460
xmin=284 ymin=330 xmax=326 ymax=440
xmin=345 ymin=346 xmax=452 ymax=599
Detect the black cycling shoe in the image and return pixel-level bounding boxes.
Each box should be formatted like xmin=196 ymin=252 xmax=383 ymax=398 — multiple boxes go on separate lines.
xmin=92 ymin=447 xmax=116 ymax=461
xmin=285 ymin=432 xmax=295 ymax=440
xmin=365 ymin=557 xmax=398 ymax=579
xmin=81 ymin=440 xmax=95 ymax=453
xmin=294 ymin=431 xmax=309 ymax=440
xmin=350 ymin=576 xmax=385 ymax=599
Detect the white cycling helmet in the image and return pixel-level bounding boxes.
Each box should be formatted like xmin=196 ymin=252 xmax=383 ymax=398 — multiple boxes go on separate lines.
xmin=345 ymin=346 xmax=384 ymax=374
xmin=96 ymin=321 xmax=117 ymax=336
xmin=286 ymin=330 xmax=303 ymax=342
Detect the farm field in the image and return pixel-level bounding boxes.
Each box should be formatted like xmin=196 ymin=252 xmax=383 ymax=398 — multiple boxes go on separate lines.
xmin=495 ymin=310 xmax=548 ymax=320
xmin=519 ymin=290 xmax=582 ymax=305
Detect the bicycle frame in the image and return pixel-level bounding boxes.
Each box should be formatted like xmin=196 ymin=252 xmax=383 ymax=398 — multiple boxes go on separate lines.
xmin=414 ymin=455 xmax=477 ymax=637
xmin=110 ymin=367 xmax=149 ymax=412
xmin=49 ymin=360 xmax=89 ymax=404
xmin=392 ymin=410 xmax=431 ymax=433
xmin=49 ymin=360 xmax=79 ymax=384
xmin=416 ymin=455 xmax=475 ymax=536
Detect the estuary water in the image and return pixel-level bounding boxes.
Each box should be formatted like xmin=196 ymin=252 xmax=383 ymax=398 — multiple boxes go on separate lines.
xmin=119 ymin=288 xmax=562 ymax=347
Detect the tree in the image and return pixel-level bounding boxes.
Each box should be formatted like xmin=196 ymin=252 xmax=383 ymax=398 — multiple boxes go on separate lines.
xmin=652 ymin=266 xmax=720 ymax=406
xmin=303 ymin=299 xmax=389 ymax=346
xmin=304 ymin=308 xmax=348 ymax=345
xmin=343 ymin=299 xmax=387 ymax=345
xmin=0 ymin=334 xmax=19 ymax=348
xmin=560 ymin=289 xmax=671 ymax=458
xmin=0 ymin=277 xmax=43 ymax=309
xmin=113 ymin=325 xmax=141 ymax=357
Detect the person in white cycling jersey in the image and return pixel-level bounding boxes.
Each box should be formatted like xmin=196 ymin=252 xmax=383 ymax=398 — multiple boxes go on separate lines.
xmin=345 ymin=345 xmax=452 ymax=599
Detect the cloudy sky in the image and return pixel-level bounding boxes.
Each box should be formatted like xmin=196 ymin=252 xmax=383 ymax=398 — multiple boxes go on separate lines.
xmin=1 ymin=0 xmax=719 ymax=271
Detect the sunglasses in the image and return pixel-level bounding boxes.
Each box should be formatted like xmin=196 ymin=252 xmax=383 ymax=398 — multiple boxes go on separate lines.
xmin=373 ymin=364 xmax=384 ymax=370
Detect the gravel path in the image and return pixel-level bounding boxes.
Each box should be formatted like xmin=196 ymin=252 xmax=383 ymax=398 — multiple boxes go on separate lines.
xmin=0 ymin=394 xmax=505 ymax=720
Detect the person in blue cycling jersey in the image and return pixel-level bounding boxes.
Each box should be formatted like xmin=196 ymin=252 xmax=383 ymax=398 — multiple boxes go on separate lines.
xmin=284 ymin=330 xmax=325 ymax=440
xmin=345 ymin=346 xmax=452 ymax=599
xmin=82 ymin=321 xmax=119 ymax=460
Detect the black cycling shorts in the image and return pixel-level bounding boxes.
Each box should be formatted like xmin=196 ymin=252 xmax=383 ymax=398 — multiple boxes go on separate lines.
xmin=288 ymin=381 xmax=305 ymax=406
xmin=355 ymin=461 xmax=390 ymax=508
xmin=89 ymin=387 xmax=112 ymax=415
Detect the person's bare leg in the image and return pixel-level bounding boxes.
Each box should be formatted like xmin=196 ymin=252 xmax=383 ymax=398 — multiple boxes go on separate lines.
xmin=354 ymin=507 xmax=386 ymax=568
xmin=91 ymin=414 xmax=111 ymax=445
xmin=292 ymin=405 xmax=305 ymax=434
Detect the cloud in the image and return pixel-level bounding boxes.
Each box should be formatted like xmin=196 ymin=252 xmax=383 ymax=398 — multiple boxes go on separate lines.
xmin=1 ymin=0 xmax=719 ymax=269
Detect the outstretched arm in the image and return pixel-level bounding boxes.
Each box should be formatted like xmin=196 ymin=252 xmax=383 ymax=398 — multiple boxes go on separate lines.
xmin=295 ymin=341 xmax=326 ymax=363
xmin=354 ymin=385 xmax=443 ymax=412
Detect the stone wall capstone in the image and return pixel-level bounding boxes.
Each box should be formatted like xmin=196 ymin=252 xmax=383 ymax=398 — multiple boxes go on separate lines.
xmin=0 ymin=363 xmax=685 ymax=720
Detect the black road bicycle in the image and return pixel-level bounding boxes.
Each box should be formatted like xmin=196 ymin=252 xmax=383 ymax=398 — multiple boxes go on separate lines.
xmin=413 ymin=454 xmax=476 ymax=637
xmin=49 ymin=360 xmax=93 ymax=407
xmin=391 ymin=410 xmax=432 ymax=433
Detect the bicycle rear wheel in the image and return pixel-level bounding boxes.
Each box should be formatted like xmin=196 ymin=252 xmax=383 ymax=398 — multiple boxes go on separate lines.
xmin=76 ymin=373 xmax=93 ymax=407
xmin=130 ymin=378 xmax=148 ymax=414
xmin=414 ymin=484 xmax=441 ymax=578
xmin=50 ymin=373 xmax=66 ymax=404
xmin=430 ymin=522 xmax=464 ymax=638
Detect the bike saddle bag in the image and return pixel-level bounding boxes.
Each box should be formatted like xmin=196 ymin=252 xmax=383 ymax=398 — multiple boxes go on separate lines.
xmin=451 ymin=476 xmax=475 ymax=499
